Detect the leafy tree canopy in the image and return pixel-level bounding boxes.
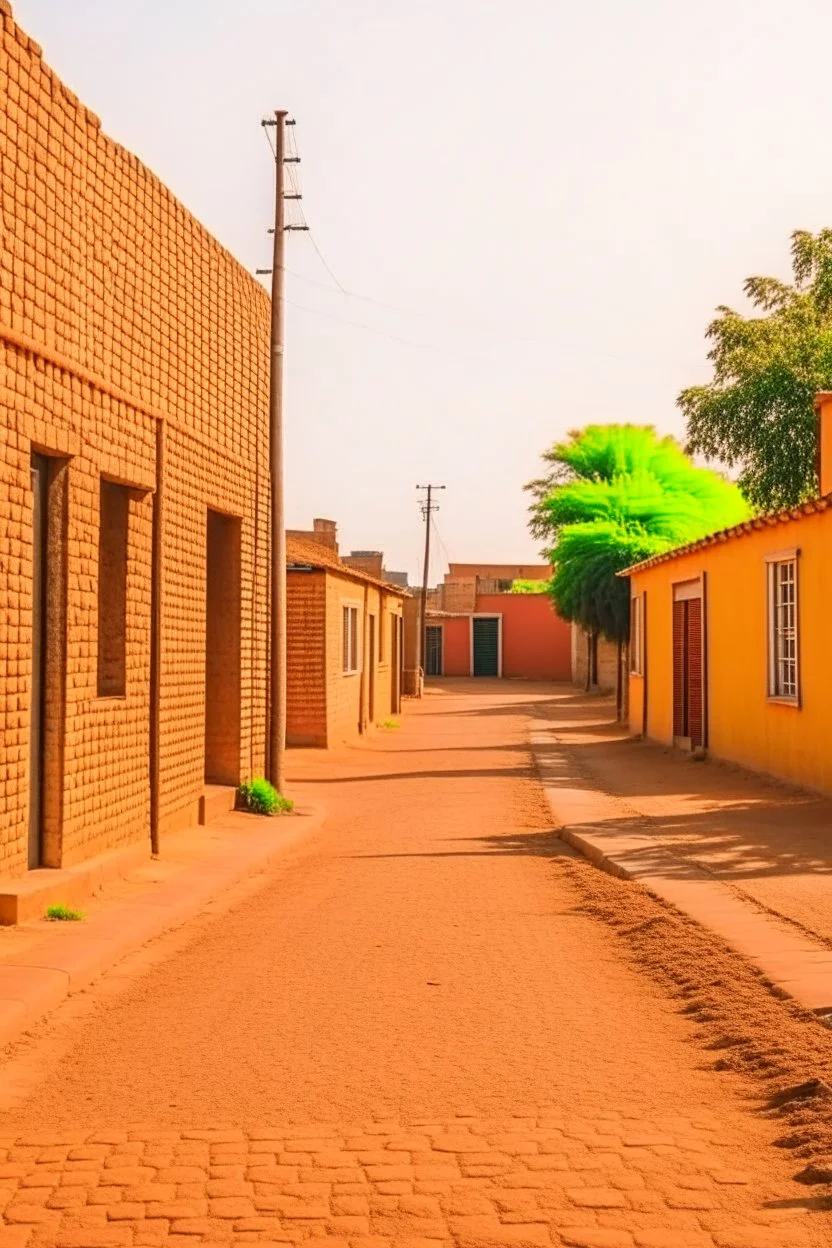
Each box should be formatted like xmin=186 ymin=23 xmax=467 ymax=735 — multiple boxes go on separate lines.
xmin=510 ymin=579 xmax=549 ymax=594
xmin=525 ymin=424 xmax=749 ymax=642
xmin=680 ymin=229 xmax=832 ymax=512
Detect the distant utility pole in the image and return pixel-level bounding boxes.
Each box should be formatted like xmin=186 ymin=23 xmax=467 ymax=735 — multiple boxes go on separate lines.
xmin=258 ymin=110 xmax=307 ymax=795
xmin=416 ymin=484 xmax=446 ymax=677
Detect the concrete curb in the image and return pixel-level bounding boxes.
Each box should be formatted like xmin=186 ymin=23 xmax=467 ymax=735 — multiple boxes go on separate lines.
xmin=0 ymin=805 xmax=325 ymax=1049
xmin=530 ymin=724 xmax=832 ymax=1016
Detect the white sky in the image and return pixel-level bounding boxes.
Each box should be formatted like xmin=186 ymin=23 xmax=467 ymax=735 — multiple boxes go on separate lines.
xmin=13 ymin=0 xmax=832 ymax=582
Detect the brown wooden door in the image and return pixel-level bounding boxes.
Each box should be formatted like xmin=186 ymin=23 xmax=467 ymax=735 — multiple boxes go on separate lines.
xmin=672 ymin=595 xmax=703 ymax=747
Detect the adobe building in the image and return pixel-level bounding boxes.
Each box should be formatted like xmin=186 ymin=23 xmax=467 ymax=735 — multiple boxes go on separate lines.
xmin=621 ymin=392 xmax=832 ymax=795
xmin=0 ymin=7 xmax=271 ymax=898
xmin=421 ymin=562 xmax=571 ymax=680
xmin=286 ymin=525 xmax=406 ymax=747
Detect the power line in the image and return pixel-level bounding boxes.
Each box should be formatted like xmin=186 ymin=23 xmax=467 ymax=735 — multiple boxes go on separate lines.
xmin=270 ymin=125 xmax=705 ymax=373
xmin=431 ymin=512 xmax=453 ymax=573
xmin=281 ymin=293 xmax=494 ymax=362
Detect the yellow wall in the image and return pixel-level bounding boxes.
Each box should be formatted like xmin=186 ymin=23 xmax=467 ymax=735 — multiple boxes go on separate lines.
xmin=628 ymin=507 xmax=832 ymax=792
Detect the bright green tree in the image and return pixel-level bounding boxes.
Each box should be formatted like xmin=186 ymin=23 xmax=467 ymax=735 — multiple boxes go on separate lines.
xmin=510 ymin=579 xmax=549 ymax=594
xmin=680 ymin=229 xmax=832 ymax=512
xmin=526 ymin=425 xmax=749 ymax=707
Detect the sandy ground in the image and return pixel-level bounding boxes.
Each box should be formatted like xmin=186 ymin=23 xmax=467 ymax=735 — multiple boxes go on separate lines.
xmin=0 ymin=680 xmax=828 ymax=1246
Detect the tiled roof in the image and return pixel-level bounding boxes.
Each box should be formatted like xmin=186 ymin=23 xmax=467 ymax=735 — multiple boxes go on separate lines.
xmin=286 ymin=535 xmax=407 ymax=594
xmin=618 ymin=494 xmax=832 ymax=577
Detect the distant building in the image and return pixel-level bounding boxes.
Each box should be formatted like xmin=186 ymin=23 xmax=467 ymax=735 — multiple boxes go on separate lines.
xmin=286 ymin=524 xmax=408 ymax=746
xmin=415 ymin=561 xmax=570 ymax=681
xmin=620 ymin=392 xmax=832 ymax=795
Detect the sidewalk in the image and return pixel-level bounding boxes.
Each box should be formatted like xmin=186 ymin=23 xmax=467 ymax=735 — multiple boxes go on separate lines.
xmin=0 ymin=801 xmax=324 ymax=1051
xmin=531 ymin=689 xmax=832 ymax=1015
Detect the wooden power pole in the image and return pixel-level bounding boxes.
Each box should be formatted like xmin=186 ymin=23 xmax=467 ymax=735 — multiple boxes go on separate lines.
xmin=259 ymin=110 xmax=307 ymax=795
xmin=416 ymin=484 xmax=445 ymax=677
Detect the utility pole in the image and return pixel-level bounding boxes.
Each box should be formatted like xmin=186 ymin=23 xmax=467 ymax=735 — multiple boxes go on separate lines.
xmin=258 ymin=111 xmax=307 ymax=795
xmin=416 ymin=484 xmax=445 ymax=678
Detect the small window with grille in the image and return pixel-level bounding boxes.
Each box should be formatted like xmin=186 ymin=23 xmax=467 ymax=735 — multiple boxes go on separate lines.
xmin=767 ymin=555 xmax=799 ymax=702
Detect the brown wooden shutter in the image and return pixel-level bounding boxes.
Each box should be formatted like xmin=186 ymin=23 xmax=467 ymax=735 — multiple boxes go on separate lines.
xmin=672 ymin=600 xmax=686 ymax=737
xmin=687 ymin=597 xmax=703 ymax=747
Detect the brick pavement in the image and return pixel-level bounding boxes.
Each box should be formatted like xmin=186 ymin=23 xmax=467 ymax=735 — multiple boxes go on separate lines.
xmin=0 ymin=1114 xmax=821 ymax=1248
xmin=0 ymin=681 xmax=827 ymax=1247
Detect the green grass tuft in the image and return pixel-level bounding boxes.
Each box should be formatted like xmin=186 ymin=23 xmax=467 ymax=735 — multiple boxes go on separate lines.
xmin=380 ymin=718 xmax=400 ymax=729
xmin=239 ymin=777 xmax=294 ymax=816
xmin=45 ymin=903 xmax=85 ymax=922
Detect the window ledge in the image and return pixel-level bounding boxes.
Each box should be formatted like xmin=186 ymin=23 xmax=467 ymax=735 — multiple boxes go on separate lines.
xmin=767 ymin=695 xmax=800 ymax=708
xmin=341 ymin=669 xmax=360 ymax=677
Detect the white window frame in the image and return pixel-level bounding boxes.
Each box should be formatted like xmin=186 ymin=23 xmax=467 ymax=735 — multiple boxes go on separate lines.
xmin=765 ymin=550 xmax=799 ymax=705
xmin=342 ymin=603 xmax=360 ymax=675
xmin=630 ymin=593 xmax=643 ymax=676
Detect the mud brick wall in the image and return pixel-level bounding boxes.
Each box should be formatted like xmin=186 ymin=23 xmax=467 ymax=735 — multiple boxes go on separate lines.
xmin=286 ymin=570 xmax=328 ymax=748
xmin=0 ymin=2 xmax=271 ymax=873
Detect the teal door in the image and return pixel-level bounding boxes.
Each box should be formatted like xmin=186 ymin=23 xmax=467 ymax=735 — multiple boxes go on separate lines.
xmin=472 ymin=617 xmax=499 ymax=677
xmin=425 ymin=626 xmax=443 ymax=676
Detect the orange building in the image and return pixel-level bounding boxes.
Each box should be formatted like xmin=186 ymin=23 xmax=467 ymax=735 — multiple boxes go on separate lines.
xmin=287 ymin=530 xmax=406 ymax=747
xmin=422 ymin=563 xmax=570 ymax=680
xmin=623 ymin=393 xmax=832 ymax=794
xmin=0 ymin=9 xmax=272 ymax=896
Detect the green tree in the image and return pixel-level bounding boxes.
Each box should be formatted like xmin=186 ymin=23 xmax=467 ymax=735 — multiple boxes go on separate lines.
xmin=510 ymin=579 xmax=549 ymax=594
xmin=526 ymin=425 xmax=749 ymax=709
xmin=680 ymin=229 xmax=832 ymax=512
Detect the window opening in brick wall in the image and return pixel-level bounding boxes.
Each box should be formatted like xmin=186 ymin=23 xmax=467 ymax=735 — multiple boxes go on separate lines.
xmin=342 ymin=606 xmax=359 ymax=673
xmin=205 ymin=510 xmax=242 ymax=785
xmin=768 ymin=556 xmax=799 ymax=701
xmin=97 ymin=480 xmax=129 ymax=698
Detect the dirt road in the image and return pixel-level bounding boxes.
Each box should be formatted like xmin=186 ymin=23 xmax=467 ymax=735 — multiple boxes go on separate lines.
xmin=0 ymin=681 xmax=828 ymax=1247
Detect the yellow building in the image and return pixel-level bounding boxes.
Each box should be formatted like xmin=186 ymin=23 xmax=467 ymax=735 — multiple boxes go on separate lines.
xmin=622 ymin=392 xmax=832 ymax=794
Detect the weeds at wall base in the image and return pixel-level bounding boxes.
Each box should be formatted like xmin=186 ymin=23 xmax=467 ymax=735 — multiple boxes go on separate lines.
xmin=45 ymin=904 xmax=85 ymax=922
xmin=238 ymin=778 xmax=294 ymax=816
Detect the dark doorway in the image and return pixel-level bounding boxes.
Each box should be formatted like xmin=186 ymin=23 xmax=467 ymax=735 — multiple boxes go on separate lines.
xmin=29 ymin=455 xmax=49 ymax=868
xmin=391 ymin=614 xmax=400 ymax=714
xmin=29 ymin=454 xmax=68 ymax=870
xmin=368 ymin=615 xmax=376 ymax=723
xmin=205 ymin=510 xmax=242 ymax=785
xmin=473 ymin=617 xmax=499 ymax=677
xmin=426 ymin=625 xmax=443 ymax=676
xmin=672 ymin=594 xmax=703 ymax=747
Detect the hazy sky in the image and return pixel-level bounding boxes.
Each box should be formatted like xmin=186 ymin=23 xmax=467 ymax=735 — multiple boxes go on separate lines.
xmin=13 ymin=0 xmax=832 ymax=582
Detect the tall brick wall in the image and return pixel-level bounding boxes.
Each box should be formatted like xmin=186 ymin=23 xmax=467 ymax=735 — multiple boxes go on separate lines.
xmin=286 ymin=571 xmax=328 ymax=748
xmin=0 ymin=4 xmax=271 ymax=873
